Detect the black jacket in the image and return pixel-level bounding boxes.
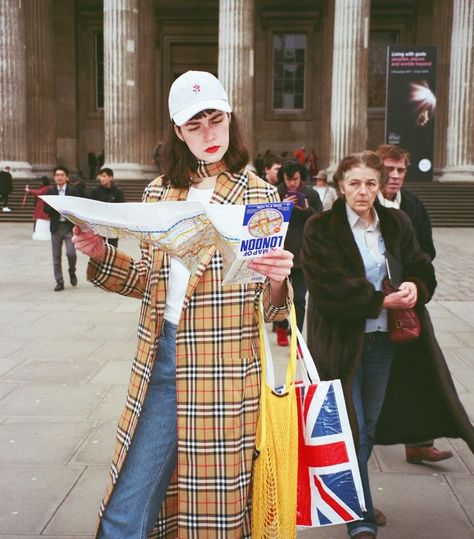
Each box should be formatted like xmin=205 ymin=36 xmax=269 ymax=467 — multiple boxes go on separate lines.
xmin=400 ymin=188 xmax=436 ymax=260
xmin=301 ymin=197 xmax=474 ymax=451
xmin=277 ymin=183 xmax=322 ymax=266
xmin=0 ymin=170 xmax=13 ymax=195
xmin=90 ymin=184 xmax=125 ymax=204
xmin=44 ymin=185 xmax=79 ymax=233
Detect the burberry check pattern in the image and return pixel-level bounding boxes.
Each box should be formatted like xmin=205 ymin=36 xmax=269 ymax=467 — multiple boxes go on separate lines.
xmin=88 ymin=169 xmax=292 ymax=538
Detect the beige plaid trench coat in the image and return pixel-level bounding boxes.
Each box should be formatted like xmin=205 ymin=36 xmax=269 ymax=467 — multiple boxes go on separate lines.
xmin=87 ymin=169 xmax=292 ymax=538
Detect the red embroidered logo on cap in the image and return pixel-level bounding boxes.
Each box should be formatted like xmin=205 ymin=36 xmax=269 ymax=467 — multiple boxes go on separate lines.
xmin=192 ymin=84 xmax=201 ymax=93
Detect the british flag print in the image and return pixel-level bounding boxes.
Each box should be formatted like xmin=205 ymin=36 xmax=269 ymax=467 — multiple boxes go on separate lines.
xmin=296 ymin=381 xmax=366 ymax=527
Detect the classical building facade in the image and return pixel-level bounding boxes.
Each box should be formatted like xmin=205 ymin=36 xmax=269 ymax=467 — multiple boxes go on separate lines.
xmin=0 ymin=0 xmax=472 ymax=180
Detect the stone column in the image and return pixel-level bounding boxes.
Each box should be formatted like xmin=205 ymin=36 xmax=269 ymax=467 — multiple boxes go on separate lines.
xmin=432 ymin=0 xmax=453 ymax=178
xmin=328 ymin=0 xmax=370 ymax=172
xmin=138 ymin=0 xmax=157 ymax=175
xmin=439 ymin=0 xmax=474 ymax=181
xmin=25 ymin=0 xmax=56 ymax=175
xmin=218 ymin=0 xmax=255 ymax=157
xmin=54 ymin=0 xmax=78 ymax=173
xmin=319 ymin=0 xmax=336 ymax=170
xmin=103 ymin=0 xmax=142 ymax=179
xmin=0 ymin=0 xmax=33 ymax=177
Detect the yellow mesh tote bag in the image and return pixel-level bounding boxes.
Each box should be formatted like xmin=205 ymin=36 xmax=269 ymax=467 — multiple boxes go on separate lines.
xmin=251 ymin=303 xmax=298 ymax=538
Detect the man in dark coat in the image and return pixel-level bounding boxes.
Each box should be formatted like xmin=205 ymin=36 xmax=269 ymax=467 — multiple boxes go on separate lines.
xmin=90 ymin=167 xmax=125 ymax=247
xmin=377 ymin=144 xmax=435 ymax=260
xmin=301 ymin=197 xmax=474 ymax=457
xmin=377 ymin=143 xmax=449 ymax=464
xmin=0 ymin=165 xmax=13 ymax=212
xmin=275 ymin=160 xmax=322 ymax=343
xmin=43 ymin=166 xmax=80 ymax=291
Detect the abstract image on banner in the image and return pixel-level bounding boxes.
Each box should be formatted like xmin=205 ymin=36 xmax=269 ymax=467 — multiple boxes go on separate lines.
xmin=385 ymin=46 xmax=437 ymax=181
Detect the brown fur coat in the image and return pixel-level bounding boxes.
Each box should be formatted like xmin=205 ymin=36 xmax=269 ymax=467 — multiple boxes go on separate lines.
xmin=301 ymin=198 xmax=474 ymax=450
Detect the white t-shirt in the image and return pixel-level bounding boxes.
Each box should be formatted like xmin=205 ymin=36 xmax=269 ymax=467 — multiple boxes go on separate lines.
xmin=163 ymin=186 xmax=214 ymax=324
xmin=377 ymin=191 xmax=401 ymax=209
xmin=58 ymin=186 xmax=67 ymax=221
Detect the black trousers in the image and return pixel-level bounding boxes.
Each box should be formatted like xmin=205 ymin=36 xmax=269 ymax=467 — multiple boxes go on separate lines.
xmin=0 ymin=193 xmax=10 ymax=207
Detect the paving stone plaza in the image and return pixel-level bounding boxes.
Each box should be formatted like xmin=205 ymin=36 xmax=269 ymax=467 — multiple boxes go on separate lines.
xmin=0 ymin=224 xmax=473 ymax=538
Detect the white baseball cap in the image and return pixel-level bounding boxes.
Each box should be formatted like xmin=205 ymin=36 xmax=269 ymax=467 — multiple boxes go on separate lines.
xmin=168 ymin=71 xmax=232 ymax=126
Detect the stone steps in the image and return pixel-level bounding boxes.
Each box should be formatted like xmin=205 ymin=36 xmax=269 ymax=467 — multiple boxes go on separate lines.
xmin=2 ymin=178 xmax=474 ymax=227
xmin=406 ymin=182 xmax=474 ymax=227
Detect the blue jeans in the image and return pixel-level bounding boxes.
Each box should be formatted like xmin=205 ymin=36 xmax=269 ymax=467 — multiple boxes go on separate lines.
xmin=347 ymin=332 xmax=396 ymax=538
xmin=99 ymin=320 xmax=178 ymax=539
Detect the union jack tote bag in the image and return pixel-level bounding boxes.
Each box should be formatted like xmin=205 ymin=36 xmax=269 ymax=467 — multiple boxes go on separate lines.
xmin=295 ymin=329 xmax=366 ymax=527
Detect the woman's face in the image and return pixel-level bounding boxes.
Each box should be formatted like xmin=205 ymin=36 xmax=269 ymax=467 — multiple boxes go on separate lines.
xmin=339 ymin=166 xmax=380 ymax=218
xmin=174 ymin=110 xmax=230 ymax=163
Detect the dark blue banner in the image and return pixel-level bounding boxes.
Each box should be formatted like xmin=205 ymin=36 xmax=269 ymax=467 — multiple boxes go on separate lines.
xmin=385 ymin=46 xmax=437 ymax=181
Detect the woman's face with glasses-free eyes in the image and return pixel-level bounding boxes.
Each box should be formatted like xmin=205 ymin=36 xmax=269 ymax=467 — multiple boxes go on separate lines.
xmin=340 ymin=166 xmax=380 ymax=220
xmin=174 ymin=110 xmax=230 ymax=164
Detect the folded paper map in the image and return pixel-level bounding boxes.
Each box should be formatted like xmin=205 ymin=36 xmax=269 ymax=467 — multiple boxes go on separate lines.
xmin=41 ymin=195 xmax=292 ymax=285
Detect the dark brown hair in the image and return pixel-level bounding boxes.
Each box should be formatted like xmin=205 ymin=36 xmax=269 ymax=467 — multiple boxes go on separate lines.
xmin=376 ymin=144 xmax=411 ymax=167
xmin=263 ymin=153 xmax=283 ymax=170
xmin=333 ymin=151 xmax=387 ymax=193
xmin=162 ymin=110 xmax=249 ymax=188
xmin=53 ymin=166 xmax=69 ymax=177
xmin=100 ymin=167 xmax=114 ymax=177
xmin=276 ymin=159 xmax=308 ymax=184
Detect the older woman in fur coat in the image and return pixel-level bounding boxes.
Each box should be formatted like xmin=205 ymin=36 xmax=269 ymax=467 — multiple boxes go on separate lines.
xmin=300 ymin=151 xmax=474 ymax=539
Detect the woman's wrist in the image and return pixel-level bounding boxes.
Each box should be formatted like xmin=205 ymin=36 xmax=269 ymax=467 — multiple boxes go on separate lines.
xmin=268 ymin=278 xmax=288 ymax=307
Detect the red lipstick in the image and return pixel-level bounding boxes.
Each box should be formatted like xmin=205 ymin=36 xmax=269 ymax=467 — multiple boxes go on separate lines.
xmin=205 ymin=146 xmax=220 ymax=153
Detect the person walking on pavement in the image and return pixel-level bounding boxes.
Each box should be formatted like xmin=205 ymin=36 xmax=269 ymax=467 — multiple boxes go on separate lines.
xmin=72 ymin=70 xmax=293 ymax=538
xmin=0 ymin=165 xmax=13 ymax=212
xmin=90 ymin=167 xmax=125 ymax=248
xmin=376 ymin=143 xmax=451 ymax=465
xmin=25 ymin=176 xmax=51 ymax=240
xmin=43 ymin=166 xmax=80 ymax=291
xmin=301 ymin=150 xmax=474 ymax=539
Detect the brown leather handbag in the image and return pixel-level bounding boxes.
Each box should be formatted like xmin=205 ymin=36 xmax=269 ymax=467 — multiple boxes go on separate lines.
xmin=383 ymin=279 xmax=421 ymax=343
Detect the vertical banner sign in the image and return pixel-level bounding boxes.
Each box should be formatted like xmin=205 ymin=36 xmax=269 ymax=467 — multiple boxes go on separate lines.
xmin=385 ymin=46 xmax=437 ymax=181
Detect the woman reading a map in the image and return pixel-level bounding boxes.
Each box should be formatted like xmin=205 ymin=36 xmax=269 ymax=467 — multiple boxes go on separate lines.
xmin=72 ymin=70 xmax=294 ymax=538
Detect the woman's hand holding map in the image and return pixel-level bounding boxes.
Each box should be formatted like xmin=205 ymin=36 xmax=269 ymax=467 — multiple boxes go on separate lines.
xmin=72 ymin=225 xmax=106 ymax=261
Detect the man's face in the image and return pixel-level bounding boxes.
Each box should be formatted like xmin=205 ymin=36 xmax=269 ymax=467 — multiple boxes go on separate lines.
xmin=382 ymin=157 xmax=407 ymax=200
xmin=315 ymin=177 xmax=327 ymax=187
xmin=99 ymin=173 xmax=113 ymax=188
xmin=284 ymin=171 xmax=302 ymax=191
xmin=264 ymin=163 xmax=281 ymax=185
xmin=54 ymin=169 xmax=68 ymax=187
